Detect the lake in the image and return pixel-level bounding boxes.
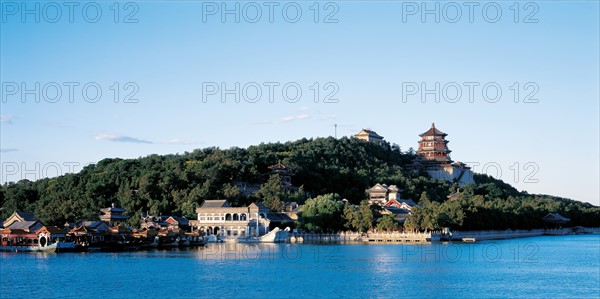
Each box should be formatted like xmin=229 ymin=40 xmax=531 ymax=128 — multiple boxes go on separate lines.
xmin=1 ymin=235 xmax=598 ymax=298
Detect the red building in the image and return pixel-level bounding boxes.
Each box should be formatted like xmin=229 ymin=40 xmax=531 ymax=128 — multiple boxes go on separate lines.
xmin=417 ymin=123 xmax=452 ymax=164
xmin=415 ymin=123 xmax=475 ymax=186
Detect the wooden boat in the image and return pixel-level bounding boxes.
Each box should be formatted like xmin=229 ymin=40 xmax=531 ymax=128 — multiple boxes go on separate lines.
xmin=178 ymin=235 xmax=191 ymax=247
xmin=185 ymin=233 xmax=207 ymax=246
xmin=0 ymin=228 xmax=78 ymax=252
xmin=156 ymin=230 xmax=179 ymax=248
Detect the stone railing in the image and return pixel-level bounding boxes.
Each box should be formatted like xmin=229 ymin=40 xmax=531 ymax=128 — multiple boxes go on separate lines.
xmin=290 ymin=231 xmax=441 ymax=243
xmin=288 ymin=227 xmax=597 ymax=243
xmin=450 ymin=228 xmax=576 ymax=240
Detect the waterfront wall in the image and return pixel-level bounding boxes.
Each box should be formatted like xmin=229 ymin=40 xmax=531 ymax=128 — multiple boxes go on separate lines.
xmin=288 ymin=227 xmax=600 ymax=244
xmin=579 ymin=227 xmax=600 ymax=233
xmin=290 ymin=232 xmax=440 ymax=243
xmin=450 ymin=228 xmax=572 ymax=240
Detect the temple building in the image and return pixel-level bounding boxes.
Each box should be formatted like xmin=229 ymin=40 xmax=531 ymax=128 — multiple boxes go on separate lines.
xmin=2 ymin=211 xmax=39 ymax=228
xmin=140 ymin=214 xmax=190 ymax=231
xmin=365 ymin=183 xmax=417 ymax=224
xmin=417 ymin=123 xmax=452 ymax=163
xmin=267 ymin=162 xmax=294 ymax=189
xmin=64 ymin=221 xmax=110 ymax=234
xmin=416 ymin=123 xmax=474 ymax=186
xmin=367 ymin=183 xmax=402 ymax=206
xmin=4 ymin=220 xmax=43 ymax=233
xmin=384 ymin=198 xmax=417 ymax=211
xmin=99 ymin=204 xmax=130 ymax=226
xmin=380 ymin=198 xmax=417 ymax=224
xmin=354 ymin=129 xmax=385 ymax=145
xmin=543 ymin=213 xmax=570 ymax=228
xmin=366 ymin=183 xmax=416 ymax=209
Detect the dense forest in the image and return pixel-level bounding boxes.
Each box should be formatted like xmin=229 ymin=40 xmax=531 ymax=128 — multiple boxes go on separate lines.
xmin=1 ymin=137 xmax=599 ymax=231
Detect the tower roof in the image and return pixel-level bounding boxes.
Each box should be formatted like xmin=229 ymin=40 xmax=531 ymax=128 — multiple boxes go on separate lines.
xmin=355 ymin=129 xmax=384 ymax=139
xmin=419 ymin=123 xmax=447 ymax=137
xmin=268 ymin=162 xmax=288 ymax=171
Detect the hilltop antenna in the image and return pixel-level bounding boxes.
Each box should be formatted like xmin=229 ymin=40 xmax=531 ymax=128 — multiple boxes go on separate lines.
xmin=334 ymin=124 xmax=338 ymax=138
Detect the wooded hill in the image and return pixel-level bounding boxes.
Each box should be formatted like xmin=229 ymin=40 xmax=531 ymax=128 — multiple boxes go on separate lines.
xmin=1 ymin=137 xmax=598 ymax=230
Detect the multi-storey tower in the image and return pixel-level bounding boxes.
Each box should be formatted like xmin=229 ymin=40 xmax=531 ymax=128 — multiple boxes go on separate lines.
xmin=417 ymin=123 xmax=452 ymax=163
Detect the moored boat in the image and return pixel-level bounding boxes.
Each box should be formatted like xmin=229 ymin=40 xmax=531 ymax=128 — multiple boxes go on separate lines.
xmin=185 ymin=232 xmax=207 ymax=246
xmin=0 ymin=228 xmax=78 ymax=252
xmin=37 ymin=226 xmax=78 ymax=252
xmin=156 ymin=230 xmax=179 ymax=248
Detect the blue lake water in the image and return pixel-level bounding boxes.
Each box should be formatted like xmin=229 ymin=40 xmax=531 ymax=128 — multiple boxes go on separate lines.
xmin=1 ymin=235 xmax=599 ymax=298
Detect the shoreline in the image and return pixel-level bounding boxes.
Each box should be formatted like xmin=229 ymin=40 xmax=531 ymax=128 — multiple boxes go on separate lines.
xmin=2 ymin=228 xmax=598 ymax=254
xmin=288 ymin=227 xmax=600 ymax=244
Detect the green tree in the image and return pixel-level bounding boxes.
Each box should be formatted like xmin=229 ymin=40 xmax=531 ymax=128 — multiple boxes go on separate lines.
xmin=419 ymin=191 xmax=431 ymax=203
xmin=286 ymin=185 xmax=306 ymax=204
xmin=377 ymin=214 xmax=399 ymax=232
xmin=256 ymin=174 xmax=285 ymax=211
xmin=404 ymin=201 xmax=439 ymax=232
xmin=352 ymin=200 xmax=373 ymax=233
xmin=298 ymin=193 xmax=344 ymax=232
xmin=343 ymin=202 xmax=355 ymax=230
xmin=404 ymin=206 xmax=424 ymax=232
xmin=0 ymin=135 xmax=598 ymax=231
xmin=220 ymin=183 xmax=241 ymax=200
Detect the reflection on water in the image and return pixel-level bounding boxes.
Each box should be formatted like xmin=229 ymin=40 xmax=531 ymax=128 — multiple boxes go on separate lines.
xmin=1 ymin=235 xmax=599 ymax=298
xmin=194 ymin=243 xmax=280 ymax=261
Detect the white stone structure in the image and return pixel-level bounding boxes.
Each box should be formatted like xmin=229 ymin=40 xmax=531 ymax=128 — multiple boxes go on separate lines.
xmin=424 ymin=162 xmax=474 ymax=186
xmin=190 ymin=200 xmax=270 ymax=237
xmin=366 ymin=183 xmax=402 ymax=206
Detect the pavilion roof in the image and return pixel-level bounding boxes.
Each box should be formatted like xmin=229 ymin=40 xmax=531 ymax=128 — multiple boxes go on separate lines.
xmin=543 ymin=213 xmax=570 ymax=223
xmin=201 ymin=200 xmax=230 ymax=208
xmin=100 ymin=206 xmax=126 ymax=213
xmin=268 ymin=162 xmax=289 ymax=171
xmin=162 ymin=215 xmax=189 ymax=226
xmin=7 ymin=220 xmax=41 ymax=230
xmin=2 ymin=211 xmax=40 ymax=228
xmin=355 ymin=129 xmax=384 ymax=139
xmin=419 ymin=123 xmax=447 ymax=137
xmin=14 ymin=211 xmax=38 ymax=221
xmin=99 ymin=214 xmax=130 ymax=220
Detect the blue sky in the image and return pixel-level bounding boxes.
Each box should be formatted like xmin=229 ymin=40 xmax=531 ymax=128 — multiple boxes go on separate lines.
xmin=1 ymin=1 xmax=598 ymax=205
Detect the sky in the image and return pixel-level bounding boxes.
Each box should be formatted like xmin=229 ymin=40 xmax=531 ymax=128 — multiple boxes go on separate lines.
xmin=1 ymin=1 xmax=598 ymax=205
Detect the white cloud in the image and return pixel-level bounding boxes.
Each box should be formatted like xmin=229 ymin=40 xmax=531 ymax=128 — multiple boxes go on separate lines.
xmin=94 ymin=133 xmax=153 ymax=144
xmin=256 ymin=113 xmax=311 ymax=125
xmin=161 ymin=139 xmax=195 ymax=145
xmin=94 ymin=134 xmax=197 ymax=145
